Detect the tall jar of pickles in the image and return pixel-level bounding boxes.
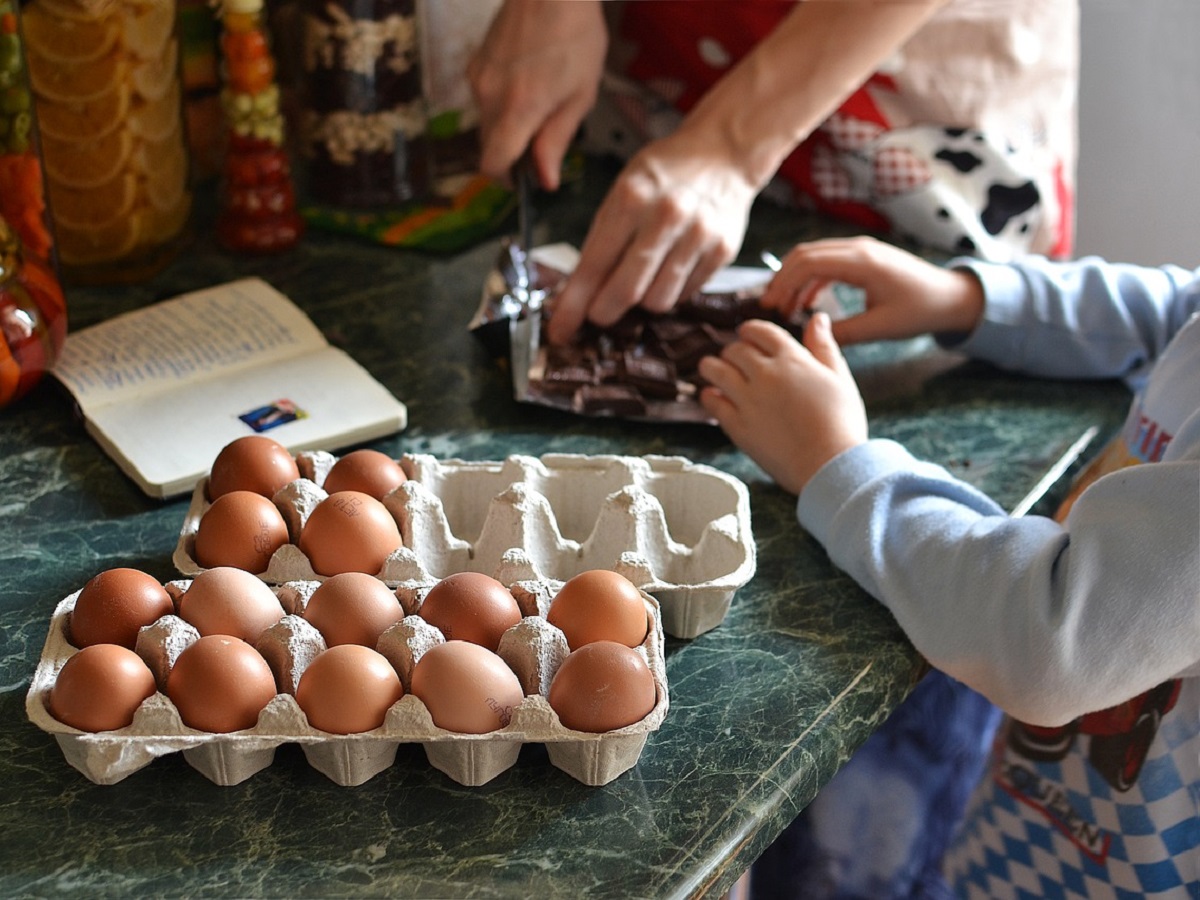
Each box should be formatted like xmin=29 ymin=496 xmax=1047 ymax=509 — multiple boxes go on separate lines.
xmin=20 ymin=0 xmax=192 ymax=285
xmin=0 ymin=0 xmax=67 ymax=409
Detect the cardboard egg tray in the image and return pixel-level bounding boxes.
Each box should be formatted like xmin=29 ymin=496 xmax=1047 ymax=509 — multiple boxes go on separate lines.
xmin=174 ymin=452 xmax=756 ymax=640
xmin=25 ymin=560 xmax=669 ymax=788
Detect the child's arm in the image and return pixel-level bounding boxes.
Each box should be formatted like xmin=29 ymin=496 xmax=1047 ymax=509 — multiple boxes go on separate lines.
xmin=705 ymin=244 xmax=1200 ymax=724
xmin=799 ymin=427 xmax=1200 ymax=727
xmin=760 ymin=237 xmax=1200 ymax=375
xmin=947 ymin=255 xmax=1200 ymax=386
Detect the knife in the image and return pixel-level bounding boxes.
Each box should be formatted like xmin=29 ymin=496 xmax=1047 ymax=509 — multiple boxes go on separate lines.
xmin=511 ymin=151 xmax=537 ymax=304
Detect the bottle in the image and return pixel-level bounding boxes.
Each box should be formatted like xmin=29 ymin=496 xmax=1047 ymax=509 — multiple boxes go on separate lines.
xmin=298 ymin=0 xmax=431 ymax=208
xmin=0 ymin=1 xmax=65 ymax=408
xmin=20 ymin=0 xmax=192 ymax=284
xmin=178 ymin=0 xmax=225 ymax=182
xmin=214 ymin=0 xmax=303 ymax=252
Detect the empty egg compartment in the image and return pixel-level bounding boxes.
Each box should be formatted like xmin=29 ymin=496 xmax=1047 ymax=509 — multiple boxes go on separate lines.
xmin=397 ymin=453 xmax=756 ymax=638
xmin=26 ymin=562 xmax=668 ymax=788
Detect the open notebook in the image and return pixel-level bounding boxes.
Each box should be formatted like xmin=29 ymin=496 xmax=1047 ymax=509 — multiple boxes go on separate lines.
xmin=53 ymin=278 xmax=407 ymax=499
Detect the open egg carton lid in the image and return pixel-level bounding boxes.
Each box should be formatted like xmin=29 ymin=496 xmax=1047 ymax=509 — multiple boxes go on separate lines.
xmin=26 ymin=558 xmax=669 ymax=788
xmin=174 ymin=451 xmax=756 ymax=639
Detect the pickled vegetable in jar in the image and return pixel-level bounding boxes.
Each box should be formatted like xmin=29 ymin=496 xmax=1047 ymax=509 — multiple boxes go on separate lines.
xmin=0 ymin=214 xmax=67 ymax=408
xmin=214 ymin=0 xmax=303 ymax=252
xmin=0 ymin=2 xmax=49 ymax=258
xmin=0 ymin=0 xmax=66 ymax=409
xmin=21 ymin=0 xmax=192 ymax=284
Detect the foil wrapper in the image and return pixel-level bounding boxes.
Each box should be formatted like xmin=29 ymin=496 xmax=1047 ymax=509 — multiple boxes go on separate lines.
xmin=475 ymin=243 xmax=819 ymax=424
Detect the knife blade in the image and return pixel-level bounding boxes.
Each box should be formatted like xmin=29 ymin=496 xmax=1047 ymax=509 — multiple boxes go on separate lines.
xmin=511 ymin=152 xmax=536 ymax=302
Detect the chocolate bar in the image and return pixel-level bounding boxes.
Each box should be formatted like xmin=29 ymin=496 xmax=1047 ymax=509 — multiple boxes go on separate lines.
xmin=621 ymin=352 xmax=679 ymax=400
xmin=528 ymin=277 xmax=794 ymax=420
xmin=649 ymin=320 xmax=724 ymax=374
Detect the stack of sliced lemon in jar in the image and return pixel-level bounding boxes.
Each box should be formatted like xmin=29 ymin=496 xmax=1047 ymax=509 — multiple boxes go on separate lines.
xmin=22 ymin=0 xmax=190 ymax=269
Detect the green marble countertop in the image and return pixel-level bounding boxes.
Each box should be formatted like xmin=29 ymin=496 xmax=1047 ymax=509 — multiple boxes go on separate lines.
xmin=0 ymin=158 xmax=1129 ymax=898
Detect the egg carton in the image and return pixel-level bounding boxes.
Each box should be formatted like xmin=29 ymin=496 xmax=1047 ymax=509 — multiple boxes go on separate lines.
xmin=26 ymin=556 xmax=668 ymax=788
xmin=174 ymin=452 xmax=756 ymax=639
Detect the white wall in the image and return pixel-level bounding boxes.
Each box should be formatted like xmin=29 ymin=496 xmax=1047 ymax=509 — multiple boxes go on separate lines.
xmin=1075 ymin=1 xmax=1200 ymax=266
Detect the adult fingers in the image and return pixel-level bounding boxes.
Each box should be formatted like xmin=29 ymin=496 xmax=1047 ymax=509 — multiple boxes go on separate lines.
xmin=640 ymin=224 xmax=712 ymax=315
xmin=545 ymin=199 xmax=638 ymax=343
xmin=530 ymin=84 xmax=598 ymax=191
xmin=477 ymin=110 xmax=537 ymax=185
xmin=555 ymin=189 xmax=677 ymax=335
xmin=675 ymin=235 xmax=738 ymax=310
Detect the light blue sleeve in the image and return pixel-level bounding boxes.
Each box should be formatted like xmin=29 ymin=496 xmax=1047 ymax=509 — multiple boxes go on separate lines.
xmin=797 ymin=438 xmax=1200 ymax=727
xmin=944 ymin=256 xmax=1200 ymax=390
xmin=797 ymin=257 xmax=1200 ymax=726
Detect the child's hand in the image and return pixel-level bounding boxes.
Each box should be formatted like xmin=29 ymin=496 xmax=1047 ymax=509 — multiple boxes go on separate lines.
xmin=760 ymin=236 xmax=985 ymax=345
xmin=698 ymin=314 xmax=867 ymax=495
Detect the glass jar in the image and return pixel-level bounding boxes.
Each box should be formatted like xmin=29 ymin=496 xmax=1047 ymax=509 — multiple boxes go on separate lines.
xmin=0 ymin=1 xmax=65 ymax=408
xmin=20 ymin=0 xmax=192 ymax=284
xmin=298 ymin=0 xmax=431 ymax=208
xmin=419 ymin=0 xmax=501 ymax=183
xmin=215 ymin=0 xmax=303 ymax=252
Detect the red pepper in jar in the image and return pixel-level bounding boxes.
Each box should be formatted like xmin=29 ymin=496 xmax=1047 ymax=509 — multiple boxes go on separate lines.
xmin=0 ymin=213 xmax=66 ymax=407
xmin=215 ymin=0 xmax=303 ymax=253
xmin=0 ymin=0 xmax=65 ymax=408
xmin=221 ymin=28 xmax=274 ymax=95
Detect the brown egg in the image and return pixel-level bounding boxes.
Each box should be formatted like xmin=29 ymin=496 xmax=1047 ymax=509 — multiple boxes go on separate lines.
xmin=295 ymin=644 xmax=404 ymax=734
xmin=410 ymin=640 xmax=524 ymax=734
xmin=548 ymin=640 xmax=657 ymax=733
xmin=303 ymin=571 xmax=403 ymax=647
xmin=418 ymin=572 xmax=522 ymax=650
xmin=166 ymin=634 xmax=278 ymax=733
xmin=178 ymin=566 xmax=285 ymax=642
xmin=193 ymin=490 xmax=290 ymax=574
xmin=207 ymin=434 xmax=300 ymax=500
xmin=546 ymin=570 xmax=649 ymax=650
xmin=323 ymin=449 xmax=407 ymax=500
xmin=298 ymin=490 xmax=403 ymax=577
xmin=69 ymin=567 xmax=174 ymax=649
xmin=49 ymin=644 xmax=157 ymax=732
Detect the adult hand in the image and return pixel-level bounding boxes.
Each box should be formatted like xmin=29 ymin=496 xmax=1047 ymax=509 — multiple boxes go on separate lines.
xmin=698 ymin=314 xmax=867 ymax=495
xmin=467 ymin=0 xmax=607 ymax=190
xmin=759 ymin=237 xmax=986 ymax=345
xmin=545 ymin=129 xmax=757 ymax=344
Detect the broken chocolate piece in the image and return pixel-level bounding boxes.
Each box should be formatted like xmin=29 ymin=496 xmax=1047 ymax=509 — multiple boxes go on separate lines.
xmin=595 ymin=357 xmax=620 ymax=383
xmin=621 ymin=351 xmax=679 ymax=400
xmin=540 ymin=363 xmax=596 ymax=396
xmin=677 ymin=291 xmax=740 ymax=328
xmin=574 ymin=384 xmax=648 ymax=417
xmin=656 ymin=322 xmax=723 ymax=374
